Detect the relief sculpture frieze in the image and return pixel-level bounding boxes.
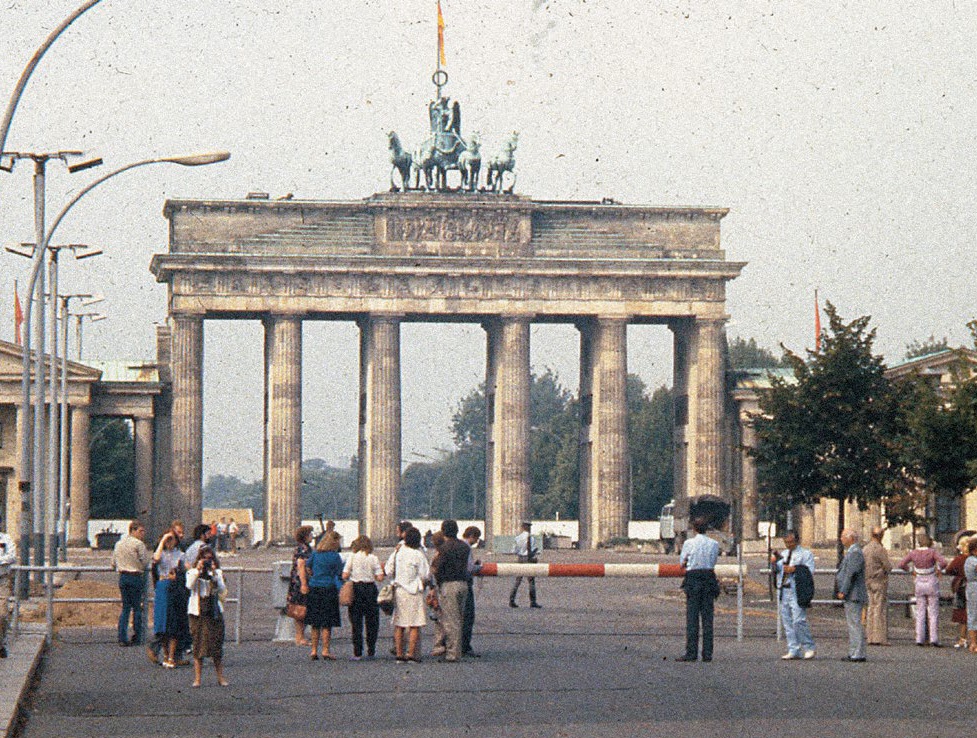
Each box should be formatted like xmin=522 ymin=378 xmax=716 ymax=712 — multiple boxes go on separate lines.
xmin=386 ymin=210 xmax=522 ymax=243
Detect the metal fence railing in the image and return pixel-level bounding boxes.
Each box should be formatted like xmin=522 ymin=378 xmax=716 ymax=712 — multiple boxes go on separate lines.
xmin=7 ymin=565 xmax=273 ymax=645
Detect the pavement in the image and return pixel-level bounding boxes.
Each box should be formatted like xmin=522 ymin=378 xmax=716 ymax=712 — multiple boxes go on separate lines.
xmin=5 ymin=547 xmax=975 ymax=737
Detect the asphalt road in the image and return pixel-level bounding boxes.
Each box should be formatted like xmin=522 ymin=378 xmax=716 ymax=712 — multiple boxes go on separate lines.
xmin=17 ymin=548 xmax=972 ymax=738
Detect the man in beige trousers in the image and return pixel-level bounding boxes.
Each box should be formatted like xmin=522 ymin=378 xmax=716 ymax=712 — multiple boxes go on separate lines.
xmin=863 ymin=526 xmax=892 ymax=645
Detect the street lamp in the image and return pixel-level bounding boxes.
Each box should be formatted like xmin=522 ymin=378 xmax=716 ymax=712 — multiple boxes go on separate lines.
xmin=73 ymin=311 xmax=106 ymax=361
xmin=16 ymin=150 xmax=230 ymax=580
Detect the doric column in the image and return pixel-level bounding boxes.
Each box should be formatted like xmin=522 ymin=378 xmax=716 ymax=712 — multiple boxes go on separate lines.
xmin=263 ymin=315 xmax=303 ymax=545
xmin=484 ymin=317 xmax=530 ymax=546
xmin=358 ymin=315 xmax=401 ymax=545
xmin=67 ymin=406 xmax=90 ymax=547
xmin=692 ymin=317 xmax=726 ymax=497
xmin=133 ymin=417 xmax=154 ymax=521
xmin=738 ymin=409 xmax=759 ymax=540
xmin=669 ymin=320 xmax=693 ymax=533
xmin=798 ymin=505 xmax=815 ymax=545
xmin=171 ymin=315 xmax=204 ymax=531
xmin=577 ymin=318 xmax=629 ymax=549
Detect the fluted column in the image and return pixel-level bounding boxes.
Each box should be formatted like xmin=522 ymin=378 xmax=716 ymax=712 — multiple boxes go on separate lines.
xmin=484 ymin=317 xmax=530 ymax=546
xmin=578 ymin=318 xmax=629 ymax=549
xmin=133 ymin=417 xmax=154 ymax=521
xmin=171 ymin=315 xmax=204 ymax=531
xmin=669 ymin=320 xmax=693 ymax=532
xmin=358 ymin=315 xmax=401 ymax=545
xmin=739 ymin=409 xmax=759 ymax=540
xmin=67 ymin=406 xmax=90 ymax=546
xmin=692 ymin=318 xmax=726 ymax=497
xmin=263 ymin=316 xmax=303 ymax=545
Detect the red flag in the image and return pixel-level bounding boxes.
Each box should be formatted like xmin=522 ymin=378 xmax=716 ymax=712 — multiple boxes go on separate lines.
xmin=437 ymin=1 xmax=446 ymax=66
xmin=13 ymin=281 xmax=23 ymax=345
xmin=814 ymin=289 xmax=821 ymax=352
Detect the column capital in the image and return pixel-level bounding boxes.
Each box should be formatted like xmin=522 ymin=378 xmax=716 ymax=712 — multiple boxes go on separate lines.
xmin=358 ymin=312 xmax=405 ymax=328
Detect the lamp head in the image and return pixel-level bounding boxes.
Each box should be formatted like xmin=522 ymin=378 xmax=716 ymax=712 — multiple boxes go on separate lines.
xmin=164 ymin=151 xmax=230 ymax=167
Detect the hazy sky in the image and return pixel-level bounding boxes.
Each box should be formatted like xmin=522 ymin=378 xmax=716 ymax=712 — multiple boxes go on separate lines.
xmin=1 ymin=1 xmax=974 ymax=480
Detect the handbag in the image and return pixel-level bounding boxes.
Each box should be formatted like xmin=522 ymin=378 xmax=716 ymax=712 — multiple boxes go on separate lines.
xmin=377 ymin=583 xmax=395 ymax=615
xmin=286 ymin=602 xmax=307 ymax=621
xmin=339 ymin=580 xmax=355 ymax=607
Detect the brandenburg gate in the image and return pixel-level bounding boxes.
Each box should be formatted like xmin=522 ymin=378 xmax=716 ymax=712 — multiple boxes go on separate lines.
xmin=150 ymin=192 xmax=743 ymax=547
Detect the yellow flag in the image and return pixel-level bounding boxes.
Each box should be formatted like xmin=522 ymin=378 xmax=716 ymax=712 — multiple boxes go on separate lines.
xmin=437 ymin=0 xmax=446 ymax=66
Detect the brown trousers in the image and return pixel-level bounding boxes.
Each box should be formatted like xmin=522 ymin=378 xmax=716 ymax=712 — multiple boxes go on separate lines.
xmin=866 ymin=579 xmax=889 ymax=645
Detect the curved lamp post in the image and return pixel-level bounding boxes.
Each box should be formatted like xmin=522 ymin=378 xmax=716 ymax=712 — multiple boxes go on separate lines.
xmin=0 ymin=0 xmax=107 ymax=169
xmin=17 ymin=151 xmax=229 ymax=588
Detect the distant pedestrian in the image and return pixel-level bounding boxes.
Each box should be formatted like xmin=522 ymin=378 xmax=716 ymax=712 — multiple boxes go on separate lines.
xmin=862 ymin=526 xmax=892 ymax=646
xmin=300 ymin=531 xmax=344 ymax=660
xmin=111 ymin=520 xmax=151 ymax=647
xmin=228 ymin=519 xmax=239 ymax=553
xmin=835 ymin=529 xmax=868 ymax=662
xmin=342 ymin=535 xmax=384 ymax=660
xmin=186 ymin=546 xmax=228 ymax=687
xmin=286 ymin=526 xmax=314 ymax=647
xmin=774 ymin=529 xmax=817 ymax=660
xmin=945 ymin=534 xmax=971 ymax=649
xmin=509 ymin=522 xmax=541 ymax=608
xmin=390 ymin=527 xmax=429 ymax=662
xmin=898 ymin=533 xmax=948 ymax=647
xmin=676 ymin=516 xmax=720 ymax=662
xmin=461 ymin=525 xmax=483 ymax=657
xmin=217 ymin=517 xmax=229 ymax=553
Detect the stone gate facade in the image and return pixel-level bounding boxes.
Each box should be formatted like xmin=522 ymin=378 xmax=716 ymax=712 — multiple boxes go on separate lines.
xmin=151 ymin=192 xmax=744 ymax=547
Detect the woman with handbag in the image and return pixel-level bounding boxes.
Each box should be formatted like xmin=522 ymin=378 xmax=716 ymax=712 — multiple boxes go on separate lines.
xmin=342 ymin=535 xmax=384 ymax=660
xmin=286 ymin=526 xmax=314 ymax=647
xmin=299 ymin=531 xmax=344 ymax=660
xmin=186 ymin=546 xmax=228 ymax=687
xmin=390 ymin=527 xmax=430 ymax=662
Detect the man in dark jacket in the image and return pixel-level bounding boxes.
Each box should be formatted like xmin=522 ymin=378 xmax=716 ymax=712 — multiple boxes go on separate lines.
xmin=431 ymin=520 xmax=470 ymax=662
xmin=836 ymin=528 xmax=868 ymax=662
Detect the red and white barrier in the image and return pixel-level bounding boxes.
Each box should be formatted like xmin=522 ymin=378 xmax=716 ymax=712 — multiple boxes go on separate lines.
xmin=479 ymin=563 xmax=745 ymax=578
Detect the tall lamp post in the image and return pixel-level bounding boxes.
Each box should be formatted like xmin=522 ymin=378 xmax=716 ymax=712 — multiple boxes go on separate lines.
xmin=15 ymin=151 xmax=230 ymax=590
xmin=73 ymin=311 xmax=106 ymax=361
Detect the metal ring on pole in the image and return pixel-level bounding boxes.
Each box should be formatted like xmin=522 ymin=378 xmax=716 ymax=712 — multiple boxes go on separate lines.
xmin=432 ymin=69 xmax=449 ymax=88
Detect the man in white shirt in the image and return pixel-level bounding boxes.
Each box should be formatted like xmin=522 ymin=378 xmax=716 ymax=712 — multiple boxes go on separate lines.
xmin=111 ymin=520 xmax=151 ymax=646
xmin=509 ymin=522 xmax=540 ymax=608
xmin=676 ymin=516 xmax=720 ymax=662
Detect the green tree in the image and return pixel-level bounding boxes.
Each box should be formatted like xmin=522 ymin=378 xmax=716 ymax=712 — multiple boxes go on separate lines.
xmin=89 ymin=417 xmax=135 ymax=518
xmin=751 ymin=303 xmax=902 ymax=559
xmin=727 ymin=336 xmax=786 ymax=369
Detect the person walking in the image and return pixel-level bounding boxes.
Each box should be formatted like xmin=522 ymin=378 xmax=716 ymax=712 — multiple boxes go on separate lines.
xmin=390 ymin=527 xmax=430 ymax=662
xmin=509 ymin=522 xmax=540 ymax=608
xmin=862 ymin=526 xmax=892 ymax=646
xmin=461 ymin=525 xmax=483 ymax=657
xmin=964 ymin=539 xmax=977 ymax=653
xmin=286 ymin=525 xmax=314 ymax=647
xmin=342 ymin=535 xmax=384 ymax=660
xmin=300 ymin=531 xmax=344 ymax=660
xmin=111 ymin=520 xmax=151 ymax=647
xmin=431 ymin=520 xmax=470 ymax=663
xmin=186 ymin=546 xmax=228 ymax=687
xmin=898 ymin=532 xmax=948 ymax=646
xmin=774 ymin=529 xmax=817 ymax=660
xmin=676 ymin=516 xmax=720 ymax=662
xmin=836 ymin=529 xmax=868 ymax=662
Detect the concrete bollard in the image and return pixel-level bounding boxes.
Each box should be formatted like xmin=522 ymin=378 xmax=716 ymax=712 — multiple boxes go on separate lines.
xmin=271 ymin=560 xmax=296 ymax=642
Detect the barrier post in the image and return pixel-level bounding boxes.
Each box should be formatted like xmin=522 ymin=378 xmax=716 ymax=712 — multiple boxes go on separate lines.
xmin=11 ymin=567 xmax=21 ymax=637
xmin=736 ymin=543 xmax=743 ymax=642
xmin=44 ymin=567 xmax=54 ymax=643
xmin=235 ymin=569 xmax=243 ymax=645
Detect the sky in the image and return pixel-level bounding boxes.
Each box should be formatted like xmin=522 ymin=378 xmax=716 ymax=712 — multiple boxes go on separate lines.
xmin=1 ymin=1 xmax=975 ymax=481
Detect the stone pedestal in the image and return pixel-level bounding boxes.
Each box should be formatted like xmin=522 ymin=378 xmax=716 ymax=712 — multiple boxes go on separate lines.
xmin=67 ymin=406 xmax=90 ymax=546
xmin=578 ymin=318 xmax=629 ymax=549
xmin=171 ymin=315 xmax=204 ymax=531
xmin=263 ymin=316 xmax=303 ymax=545
xmin=358 ymin=315 xmax=401 ymax=545
xmin=484 ymin=317 xmax=531 ymax=546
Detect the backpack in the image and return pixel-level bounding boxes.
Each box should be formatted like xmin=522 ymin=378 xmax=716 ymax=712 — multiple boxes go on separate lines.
xmin=794 ymin=564 xmax=815 ymax=608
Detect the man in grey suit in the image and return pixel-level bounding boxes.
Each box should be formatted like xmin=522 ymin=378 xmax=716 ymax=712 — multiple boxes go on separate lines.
xmin=836 ymin=528 xmax=868 ymax=662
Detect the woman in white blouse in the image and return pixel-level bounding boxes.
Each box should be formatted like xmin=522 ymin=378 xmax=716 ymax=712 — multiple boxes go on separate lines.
xmin=388 ymin=527 xmax=430 ymax=662
xmin=342 ymin=535 xmax=384 ymax=660
xmin=185 ymin=547 xmax=228 ymax=687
